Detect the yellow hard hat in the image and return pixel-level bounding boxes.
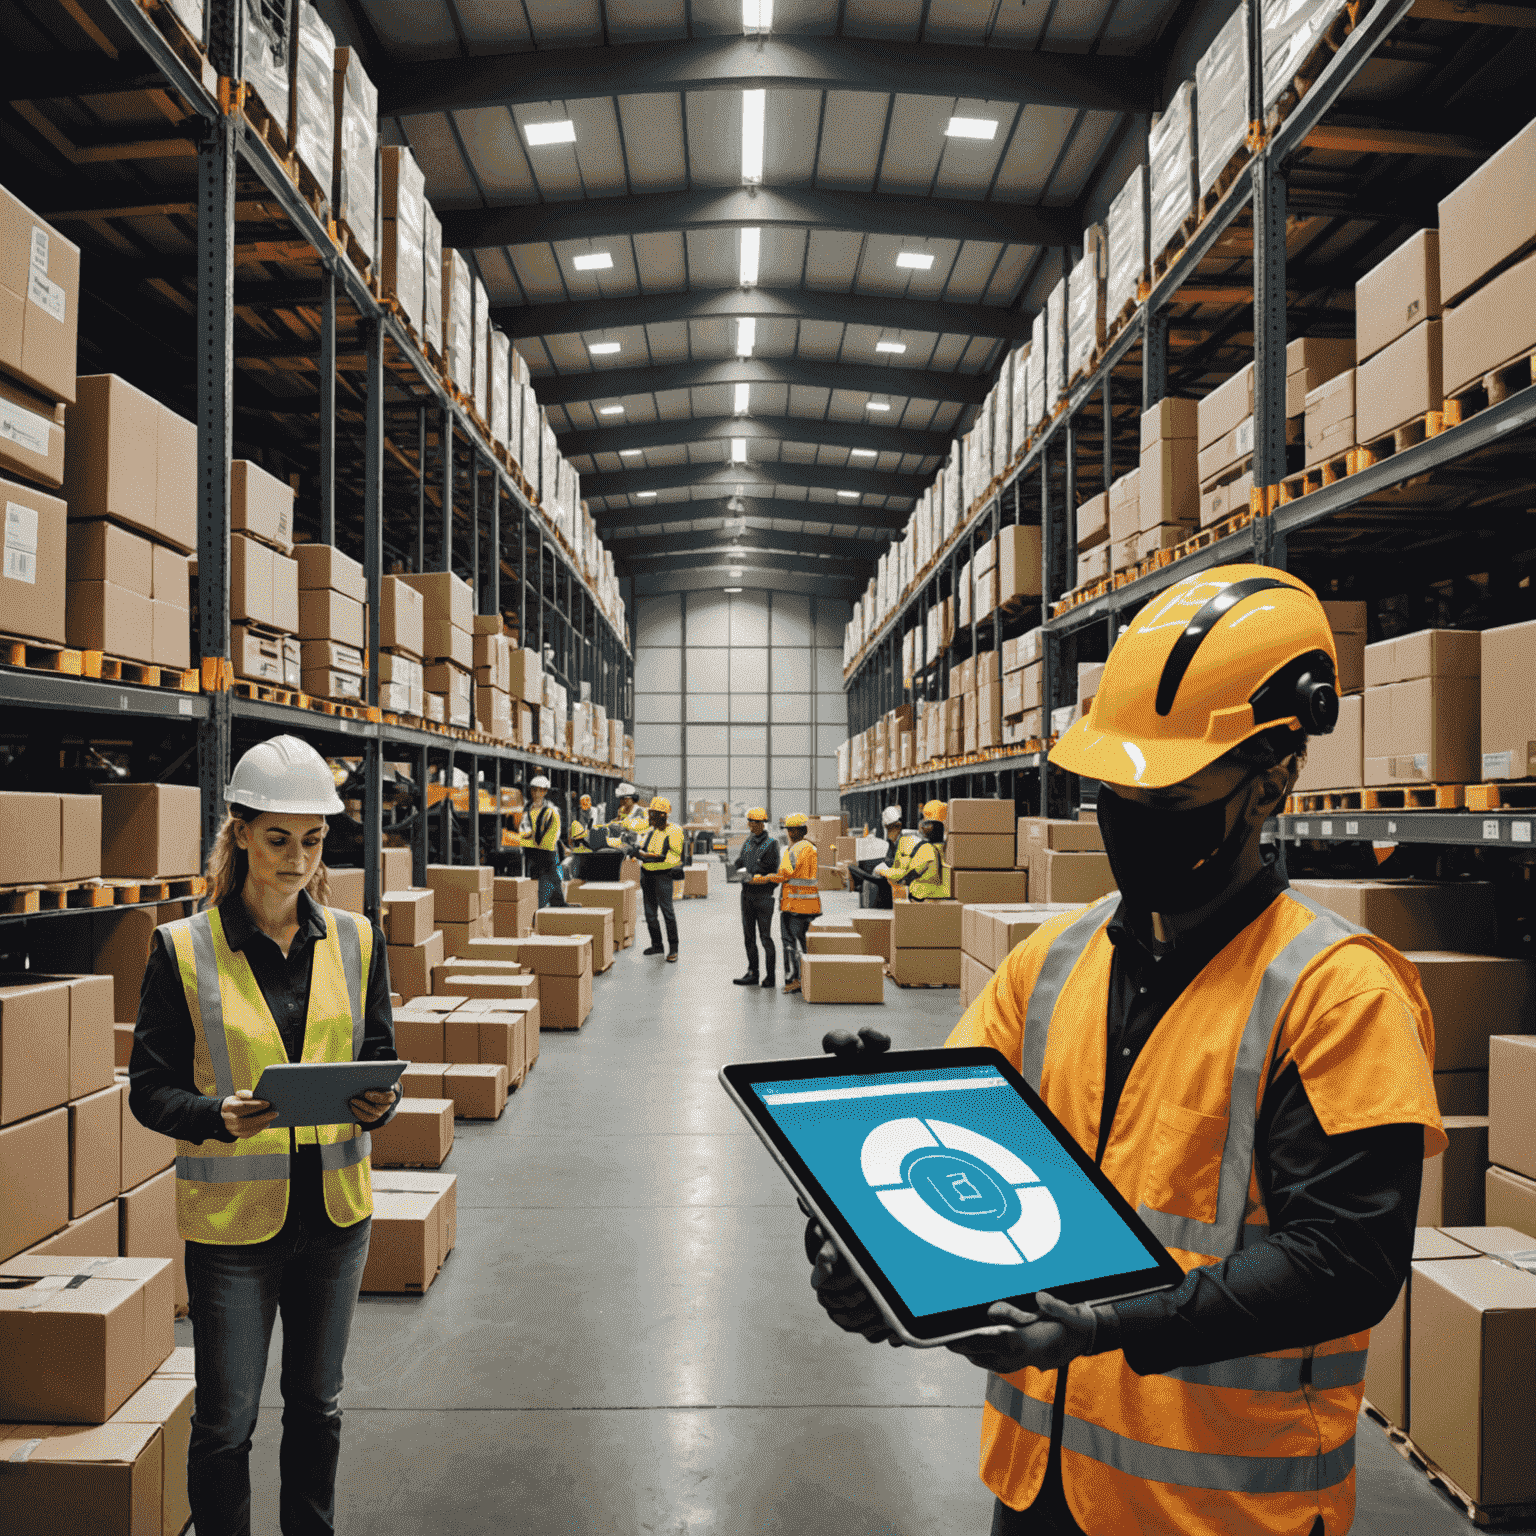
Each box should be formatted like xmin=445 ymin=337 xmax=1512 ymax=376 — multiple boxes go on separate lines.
xmin=579 ymin=795 xmax=592 ymax=807
xmin=649 ymin=796 xmax=671 ymax=813
xmin=920 ymin=800 xmax=947 ymax=823
xmin=746 ymin=807 xmax=768 ymax=822
xmin=1049 ymin=564 xmax=1340 ymax=791
xmin=784 ymin=812 xmax=808 ymax=828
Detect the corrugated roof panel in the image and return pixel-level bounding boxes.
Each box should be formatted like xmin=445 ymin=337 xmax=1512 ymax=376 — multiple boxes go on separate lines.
xmin=687 ymin=316 xmax=733 ymax=358
xmin=615 ymin=96 xmax=689 ymax=193
xmin=920 ymin=0 xmax=1005 ymax=43
xmin=803 ymin=228 xmax=866 ymax=289
xmin=645 ymin=320 xmax=693 ymax=363
xmin=521 ymin=0 xmax=603 ymax=48
xmin=632 ymin=230 xmax=689 ymax=292
xmin=814 ymin=92 xmax=889 ymax=191
xmin=510 ymin=104 xmax=586 ymax=199
xmin=472 ymin=246 xmax=519 ymax=300
xmin=1101 ymin=0 xmax=1175 ymax=49
xmin=860 ymin=235 xmax=962 ymax=297
xmin=824 ymin=389 xmax=870 ymax=420
xmin=683 ymin=90 xmax=742 ymax=189
xmin=794 ymin=319 xmax=846 ymax=360
xmin=548 ymin=238 xmax=642 ymax=302
xmin=567 ymin=97 xmax=631 ymax=198
xmin=842 ymin=0 xmax=924 ymax=40
xmin=762 ymin=0 xmax=839 ymax=32
xmin=508 ymin=244 xmax=567 ymax=304
xmin=959 ymin=336 xmax=1000 ymax=371
xmin=873 ymin=95 xmax=950 ymax=193
xmin=447 ymin=0 xmax=535 ymax=50
xmin=757 ymin=227 xmax=809 ymax=287
xmin=398 ymin=114 xmax=478 ymax=207
xmin=765 ymin=88 xmax=823 ymax=185
xmin=754 ymin=316 xmax=801 ymax=357
xmin=743 ymin=382 xmax=791 ymax=417
xmin=682 ymin=227 xmax=738 ymax=290
xmin=689 ymin=385 xmax=734 ymax=417
xmin=925 ymin=334 xmax=969 ymax=372
xmin=983 ymin=243 xmax=1032 ymax=305
xmin=647 ymin=443 xmax=692 ymax=467
xmin=602 ymin=0 xmax=690 ymax=44
xmin=360 ymin=0 xmax=457 ymax=56
xmin=655 ymin=391 xmax=697 ymax=419
xmin=521 ymin=337 xmax=553 ymax=372
xmin=942 ymin=239 xmax=1005 ymax=302
xmin=992 ymin=0 xmax=1056 ymax=46
xmin=1049 ymin=111 xmax=1118 ymax=201
xmin=787 ymin=384 xmax=833 ymax=417
xmin=453 ymin=107 xmax=536 ymax=203
xmin=991 ymin=105 xmax=1079 ymax=202
xmin=932 ymin=100 xmax=1022 ymax=199
xmin=1040 ymin=0 xmax=1118 ymax=52
xmin=542 ymin=332 xmax=592 ymax=372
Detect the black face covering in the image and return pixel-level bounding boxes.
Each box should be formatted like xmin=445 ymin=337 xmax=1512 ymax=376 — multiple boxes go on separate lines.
xmin=1095 ymin=774 xmax=1265 ymax=916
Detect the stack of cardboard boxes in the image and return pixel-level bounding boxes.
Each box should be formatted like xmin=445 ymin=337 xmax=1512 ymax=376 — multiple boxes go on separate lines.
xmin=401 ymin=570 xmax=473 ymax=728
xmin=970 ymin=525 xmax=1042 ymax=622
xmin=493 ymin=875 xmax=539 ymax=939
xmin=960 ymin=903 xmax=1080 ymax=1005
xmin=807 ymin=815 xmax=845 ymax=892
xmin=383 ymin=872 xmax=443 ymax=1001
xmin=1356 ymin=228 xmax=1442 ymax=451
xmin=1001 ymin=629 xmax=1043 ymax=745
xmin=360 ymin=1170 xmax=458 ymax=1295
xmin=1143 ymin=396 xmax=1201 ymax=547
xmin=480 ymin=933 xmax=594 ymax=1030
xmin=1481 ymin=617 xmax=1536 ymax=782
xmin=296 ymin=542 xmax=367 ymax=702
xmin=1487 ymin=1036 xmax=1536 ymax=1236
xmin=0 ymin=789 xmax=100 ymax=888
xmin=1017 ymin=817 xmax=1113 ymax=905
xmin=1076 ymin=487 xmax=1109 ymax=588
xmin=1105 ymin=465 xmax=1143 ymax=575
xmin=1291 ymin=601 xmax=1367 ymax=794
xmin=425 ymin=864 xmax=494 ymax=957
xmin=473 ymin=616 xmax=516 ymax=741
xmin=890 ymin=900 xmax=962 ymax=987
xmin=536 ymin=905 xmax=615 ymax=973
xmin=849 ymin=909 xmax=894 ymax=964
xmin=946 ymin=798 xmax=1027 ymax=904
xmin=63 ymin=375 xmax=196 ymax=673
xmin=573 ymin=880 xmax=639 ymax=951
xmin=378 ymin=574 xmax=426 ymax=717
xmin=1362 ymin=629 xmax=1479 ymax=788
xmin=1193 ymin=376 xmax=1255 ymax=531
xmin=1287 ymin=337 xmax=1355 ymax=475
xmin=223 ymin=457 xmax=299 ymax=686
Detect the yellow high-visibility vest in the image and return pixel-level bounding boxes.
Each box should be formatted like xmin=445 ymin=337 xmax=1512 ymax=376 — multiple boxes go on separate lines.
xmin=640 ymin=823 xmax=684 ymax=872
xmin=163 ymin=904 xmax=375 ymax=1244
xmin=901 ymin=839 xmax=951 ymax=900
xmin=520 ymin=804 xmax=561 ymax=851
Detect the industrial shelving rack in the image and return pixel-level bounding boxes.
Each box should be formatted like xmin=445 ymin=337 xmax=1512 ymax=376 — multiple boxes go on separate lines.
xmin=840 ymin=0 xmax=1536 ymax=911
xmin=0 ymin=0 xmax=637 ymax=933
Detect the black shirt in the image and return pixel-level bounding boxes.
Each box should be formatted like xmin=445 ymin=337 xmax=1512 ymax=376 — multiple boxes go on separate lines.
xmin=127 ymin=888 xmax=399 ymax=1233
xmin=733 ymin=831 xmax=782 ymax=882
xmin=1026 ymin=855 xmax=1423 ymax=1531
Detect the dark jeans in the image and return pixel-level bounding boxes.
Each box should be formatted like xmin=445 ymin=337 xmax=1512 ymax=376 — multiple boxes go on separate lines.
xmin=740 ymin=889 xmax=776 ymax=977
xmin=184 ymin=1197 xmax=372 ymax=1536
xmin=525 ymin=848 xmax=566 ymax=908
xmin=641 ymin=869 xmax=679 ymax=951
xmin=780 ymin=910 xmax=812 ymax=981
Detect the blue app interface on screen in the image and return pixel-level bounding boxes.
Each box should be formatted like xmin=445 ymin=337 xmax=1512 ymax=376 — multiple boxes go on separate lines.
xmin=755 ymin=1064 xmax=1156 ymax=1318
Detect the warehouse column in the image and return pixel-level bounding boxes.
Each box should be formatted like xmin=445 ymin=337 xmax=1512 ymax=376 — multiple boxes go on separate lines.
xmin=416 ymin=405 xmax=427 ymax=572
xmin=1038 ymin=443 xmax=1055 ymax=816
xmin=1142 ymin=310 xmax=1168 ymax=412
xmin=470 ymin=450 xmax=480 ymax=611
xmin=440 ymin=403 xmax=454 ymax=570
xmin=362 ymin=317 xmax=384 ymax=922
xmin=1253 ymin=160 xmax=1289 ymax=561
xmin=467 ymin=749 xmax=480 ymax=864
xmin=414 ymin=745 xmax=429 ymax=885
xmin=195 ymin=102 xmax=236 ymax=867
xmin=319 ymin=259 xmax=336 ymax=546
xmin=489 ymin=475 xmax=500 ymax=616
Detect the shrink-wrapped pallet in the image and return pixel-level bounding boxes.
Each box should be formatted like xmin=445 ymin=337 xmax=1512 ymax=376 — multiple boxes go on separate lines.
xmin=489 ymin=329 xmax=510 ymax=449
xmin=472 ymin=274 xmax=490 ymax=424
xmin=1261 ymin=0 xmax=1347 ymax=118
xmin=521 ymin=384 xmax=540 ymax=486
xmin=507 ymin=356 xmax=523 ymax=463
xmin=943 ymin=451 xmax=961 ymax=537
xmin=166 ymin=0 xmax=204 ymax=38
xmin=1105 ymin=165 xmax=1148 ymax=323
xmin=1067 ymin=229 xmax=1105 ymax=383
xmin=1011 ymin=343 xmax=1031 ymax=456
xmin=993 ymin=354 xmax=1012 ymax=477
xmin=332 ymin=47 xmax=377 ymax=263
xmin=1149 ymin=80 xmax=1198 ymax=263
xmin=245 ymin=0 xmax=292 ymax=144
xmin=381 ymin=146 xmax=425 ymax=333
xmin=1045 ymin=278 xmax=1067 ymax=407
xmin=541 ymin=419 xmax=559 ymax=515
xmin=1028 ymin=311 xmax=1047 ymax=426
xmin=1196 ymin=2 xmax=1251 ymax=198
xmin=422 ymin=201 xmax=443 ymax=358
xmin=288 ymin=2 xmax=333 ymax=197
xmin=442 ymin=249 xmax=473 ymax=397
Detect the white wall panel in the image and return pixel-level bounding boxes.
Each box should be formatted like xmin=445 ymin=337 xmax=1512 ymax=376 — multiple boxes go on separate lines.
xmin=770 ymin=760 xmax=812 ymax=791
xmin=774 ymin=693 xmax=813 ymax=723
xmin=634 ymin=694 xmax=682 ymax=723
xmin=773 ymin=723 xmax=813 ymax=756
xmin=635 ymin=647 xmax=681 ymax=692
xmin=635 ymin=592 xmax=682 ymax=646
xmin=688 ymin=724 xmax=731 ymax=756
xmin=815 ymin=649 xmax=844 ymax=692
xmin=633 ymin=724 xmax=679 ymax=757
xmin=730 ymin=648 xmax=769 ymax=692
xmin=729 ymin=591 xmax=770 ymax=645
xmin=772 ymin=649 xmax=812 ymax=691
xmin=686 ymin=693 xmax=730 ymax=722
xmin=731 ymin=694 xmax=770 ymax=723
xmin=686 ymin=647 xmax=731 ymax=691
xmin=728 ymin=725 xmax=768 ymax=756
xmin=685 ymin=591 xmax=731 ymax=645
xmin=771 ymin=592 xmax=813 ymax=644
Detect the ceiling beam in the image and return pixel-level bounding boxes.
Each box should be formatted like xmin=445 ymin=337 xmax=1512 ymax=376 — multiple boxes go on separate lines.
xmin=378 ymin=34 xmax=1153 ymax=118
xmin=440 ymin=185 xmax=1077 ymax=255
xmin=625 ymin=548 xmax=854 ymax=579
xmin=606 ymin=527 xmax=889 ymax=561
xmin=583 ymin=459 xmax=922 ymax=502
xmin=630 ymin=564 xmax=860 ymax=601
xmin=593 ymin=493 xmax=907 ymax=532
xmin=532 ymin=355 xmax=990 ymax=407
xmin=560 ymin=413 xmax=949 ymax=461
xmin=496 ymin=285 xmax=1032 ymax=345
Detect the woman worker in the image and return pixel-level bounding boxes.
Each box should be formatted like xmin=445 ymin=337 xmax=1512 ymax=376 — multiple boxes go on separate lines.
xmin=127 ymin=734 xmax=401 ymax=1536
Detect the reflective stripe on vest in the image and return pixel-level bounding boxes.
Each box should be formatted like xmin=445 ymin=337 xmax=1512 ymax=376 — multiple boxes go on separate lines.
xmin=984 ymin=1374 xmax=1357 ymax=1494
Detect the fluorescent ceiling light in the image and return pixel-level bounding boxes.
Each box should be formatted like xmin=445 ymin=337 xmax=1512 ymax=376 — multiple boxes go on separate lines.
xmin=739 ymin=226 xmax=761 ymax=287
xmin=620 ymin=448 xmax=642 ymax=456
xmin=572 ymin=251 xmax=613 ymax=271
xmin=525 ymin=120 xmax=577 ymax=146
xmin=734 ymin=381 xmax=751 ymax=413
xmin=850 ymin=448 xmax=876 ymax=458
xmin=724 ymin=586 xmax=744 ymax=592
xmin=946 ymin=117 xmax=998 ymax=140
xmin=729 ymin=567 xmax=743 ymax=578
xmin=588 ymin=340 xmax=621 ymax=355
xmin=741 ymin=90 xmax=766 ymax=184
xmin=598 ymin=404 xmax=625 ymax=415
xmin=896 ymin=252 xmax=935 ymax=270
xmin=837 ymin=490 xmax=859 ymax=498
xmin=637 ymin=491 xmax=657 ymax=498
xmin=736 ymin=316 xmax=756 ymax=357
xmin=731 ymin=437 xmax=748 ymax=463
xmin=876 ymin=341 xmax=907 ymax=354
xmin=742 ymin=0 xmax=773 ymax=30
xmin=866 ymin=401 xmax=891 ymax=412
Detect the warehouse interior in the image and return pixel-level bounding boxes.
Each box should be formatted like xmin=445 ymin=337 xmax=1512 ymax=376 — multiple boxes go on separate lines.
xmin=3 ymin=0 xmax=1536 ymax=1531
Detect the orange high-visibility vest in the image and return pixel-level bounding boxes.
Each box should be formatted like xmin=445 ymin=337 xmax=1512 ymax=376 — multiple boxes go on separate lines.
xmin=163 ymin=904 xmax=376 ymax=1243
xmin=772 ymin=838 xmax=821 ymax=914
xmin=947 ymin=886 xmax=1446 ymax=1536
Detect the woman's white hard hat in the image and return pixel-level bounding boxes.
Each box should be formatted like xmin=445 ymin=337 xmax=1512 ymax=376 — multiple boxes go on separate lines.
xmin=529 ymin=774 xmax=551 ymax=789
xmin=226 ymin=735 xmax=345 ymax=815
xmin=881 ymin=805 xmax=902 ymax=824
xmin=616 ymin=782 xmax=637 ymax=797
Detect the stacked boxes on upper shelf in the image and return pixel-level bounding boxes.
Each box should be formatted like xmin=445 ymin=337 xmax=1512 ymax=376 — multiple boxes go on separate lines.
xmin=1195 ymin=371 xmax=1253 ymax=529
xmin=1355 ymin=229 xmax=1442 ymax=448
xmin=473 ymin=615 xmax=515 ymax=741
xmin=1001 ymin=628 xmax=1042 ymax=745
xmin=295 ymin=542 xmax=366 ymax=702
xmin=1292 ymin=602 xmax=1367 ymax=793
xmin=400 ymin=570 xmax=473 ymax=728
xmin=1362 ymin=629 xmax=1480 ymax=787
xmin=378 ymin=574 xmax=425 ymax=717
xmin=222 ymin=458 xmax=297 ymax=686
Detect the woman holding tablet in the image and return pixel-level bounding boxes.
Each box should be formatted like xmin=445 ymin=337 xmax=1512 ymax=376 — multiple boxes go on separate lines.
xmin=805 ymin=566 xmax=1446 ymax=1536
xmin=127 ymin=734 xmax=401 ymax=1536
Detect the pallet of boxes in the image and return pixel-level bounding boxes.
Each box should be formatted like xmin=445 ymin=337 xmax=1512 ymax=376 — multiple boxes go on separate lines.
xmin=947 ymin=798 xmax=1030 ymax=907
xmin=378 ymin=574 xmax=426 ymax=719
xmin=295 ymin=540 xmax=367 ymax=704
xmin=220 ymin=457 xmax=300 ymax=691
xmin=960 ymin=902 xmax=1083 ymax=1006
xmin=1018 ymin=813 xmax=1115 ymax=907
xmin=808 ymin=814 xmax=846 ymax=894
xmin=572 ymin=878 xmax=639 ymax=952
xmin=508 ymin=643 xmax=541 ymax=749
xmin=473 ymin=616 xmax=516 ymax=741
xmin=800 ymin=913 xmax=885 ymax=1003
xmin=494 ymin=874 xmax=538 ymax=938
xmin=443 ymin=931 xmax=594 ymax=1031
xmin=1001 ymin=629 xmax=1043 ymax=749
xmin=398 ymin=570 xmax=473 ymax=729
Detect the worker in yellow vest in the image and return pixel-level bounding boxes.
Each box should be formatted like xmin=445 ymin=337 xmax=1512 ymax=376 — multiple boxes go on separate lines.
xmin=881 ymin=800 xmax=952 ymax=900
xmin=804 ymin=565 xmax=1446 ymax=1536
xmin=513 ymin=774 xmax=567 ymax=908
xmin=757 ymin=810 xmax=821 ymax=993
xmin=125 ymin=734 xmax=401 ymax=1536
xmin=848 ymin=806 xmax=915 ymax=909
xmin=604 ymin=782 xmax=650 ymax=851
xmin=638 ymin=795 xmax=685 ymax=961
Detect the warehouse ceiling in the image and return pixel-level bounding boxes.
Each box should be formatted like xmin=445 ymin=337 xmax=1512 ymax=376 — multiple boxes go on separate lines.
xmin=318 ymin=0 xmax=1189 ymax=597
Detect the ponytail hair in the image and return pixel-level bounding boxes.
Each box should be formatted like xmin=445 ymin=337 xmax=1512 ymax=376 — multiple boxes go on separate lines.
xmin=201 ymin=804 xmax=333 ymax=911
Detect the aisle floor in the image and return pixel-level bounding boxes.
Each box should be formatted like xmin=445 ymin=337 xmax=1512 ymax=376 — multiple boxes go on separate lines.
xmin=177 ymin=871 xmax=1531 ymax=1534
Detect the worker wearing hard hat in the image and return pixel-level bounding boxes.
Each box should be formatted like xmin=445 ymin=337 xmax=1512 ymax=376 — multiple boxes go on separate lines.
xmin=604 ymin=782 xmax=649 ymax=853
xmin=731 ymin=807 xmax=781 ymax=987
xmin=847 ymin=806 xmax=914 ymax=909
xmin=805 ymin=566 xmax=1445 ymax=1536
xmin=638 ymin=796 xmax=685 ymax=961
xmin=756 ymin=811 xmax=820 ymax=993
xmin=567 ymin=793 xmax=599 ymax=878
xmin=878 ymin=800 xmax=951 ymax=900
xmin=125 ymin=736 xmax=401 ymax=1536
xmin=511 ymin=774 xmax=566 ymax=908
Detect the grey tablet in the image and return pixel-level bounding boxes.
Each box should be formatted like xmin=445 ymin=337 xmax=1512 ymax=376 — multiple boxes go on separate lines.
xmin=251 ymin=1060 xmax=410 ymax=1128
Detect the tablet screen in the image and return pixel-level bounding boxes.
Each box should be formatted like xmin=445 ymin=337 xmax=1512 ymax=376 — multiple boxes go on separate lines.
xmin=750 ymin=1060 xmax=1164 ymax=1320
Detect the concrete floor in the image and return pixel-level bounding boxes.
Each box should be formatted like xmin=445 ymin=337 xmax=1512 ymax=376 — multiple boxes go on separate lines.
xmin=178 ymin=869 xmax=1532 ymax=1535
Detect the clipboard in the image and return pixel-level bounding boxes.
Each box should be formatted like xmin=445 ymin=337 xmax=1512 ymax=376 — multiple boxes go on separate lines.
xmin=251 ymin=1060 xmax=410 ymax=1128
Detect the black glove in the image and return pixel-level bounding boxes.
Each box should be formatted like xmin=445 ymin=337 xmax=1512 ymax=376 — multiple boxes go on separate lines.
xmin=822 ymin=1026 xmax=892 ymax=1063
xmin=799 ymin=1197 xmax=899 ymax=1346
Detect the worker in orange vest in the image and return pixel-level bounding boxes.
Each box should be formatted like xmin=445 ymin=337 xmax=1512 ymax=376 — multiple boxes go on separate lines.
xmin=805 ymin=565 xmax=1446 ymax=1536
xmin=756 ymin=811 xmax=820 ymax=994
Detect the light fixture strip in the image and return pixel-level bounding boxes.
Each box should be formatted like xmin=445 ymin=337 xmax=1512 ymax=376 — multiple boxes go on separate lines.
xmin=731 ymin=437 xmax=748 ymax=463
xmin=734 ymin=381 xmax=751 ymax=414
xmin=736 ymin=316 xmax=756 ymax=357
xmin=741 ymin=90 xmax=766 ymax=184
xmin=525 ymin=120 xmax=577 ymax=146
xmin=739 ymin=226 xmax=761 ymax=287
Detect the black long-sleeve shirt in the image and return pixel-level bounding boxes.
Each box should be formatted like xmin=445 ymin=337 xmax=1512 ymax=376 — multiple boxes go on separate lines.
xmin=1022 ymin=856 xmax=1422 ymax=1532
xmin=733 ymin=831 xmax=783 ymax=883
xmin=127 ymin=888 xmax=399 ymax=1232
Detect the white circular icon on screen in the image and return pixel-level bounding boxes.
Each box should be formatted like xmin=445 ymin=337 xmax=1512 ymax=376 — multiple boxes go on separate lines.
xmin=861 ymin=1117 xmax=1061 ymax=1266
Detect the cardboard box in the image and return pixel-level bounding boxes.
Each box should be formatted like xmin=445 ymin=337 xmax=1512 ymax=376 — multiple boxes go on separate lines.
xmin=961 ymin=950 xmax=995 ymax=1007
xmin=229 ymin=458 xmax=294 ymax=554
xmin=65 ymin=518 xmax=151 ymax=596
xmin=1197 ymin=364 xmax=1253 ymax=448
xmin=1409 ymin=1254 xmax=1536 ymax=1506
xmin=1356 ymin=230 xmax=1440 ymax=364
xmin=380 ymin=573 xmax=425 ymax=658
xmin=1288 ymin=879 xmax=1496 ymax=953
xmin=892 ymin=901 xmax=962 ymax=948
xmin=298 ymin=587 xmax=363 ymax=648
xmin=1443 ymin=249 xmax=1536 ymax=398
xmin=382 ymin=890 xmax=434 ymax=947
xmin=1437 ymin=114 xmax=1536 ymax=306
xmin=1292 ymin=692 xmax=1362 ymax=792
xmin=539 ymin=971 xmax=593 ymax=1030
xmin=995 ymin=524 xmax=1042 ymax=601
xmin=800 ymin=954 xmax=886 ymax=1003
xmin=535 ymin=906 xmax=613 ymax=970
xmin=806 ymin=932 xmax=864 ymax=955
xmin=512 ymin=934 xmax=593 ymax=977
xmin=387 ymin=930 xmax=445 ymax=1001
xmin=368 ymin=1098 xmax=454 ymax=1169
xmin=1029 ymin=849 xmax=1115 ymax=905
xmin=1407 ymin=954 xmax=1535 ymax=1072
xmin=443 ymin=1062 xmax=508 ymax=1119
xmin=0 ymin=185 xmax=80 ymax=404
xmin=1138 ymin=437 xmax=1198 ymax=528
xmin=890 ymin=948 xmax=961 ymax=987
xmin=1418 ymin=1115 xmax=1490 ymax=1226
xmin=0 ymin=1105 xmax=68 ymax=1261
xmin=1363 ymin=677 xmax=1480 ymax=786
xmin=1365 ymin=629 xmax=1481 ymax=689
xmin=118 ymin=1163 xmax=185 ymax=1309
xmin=1018 ymin=817 xmax=1103 ymax=863
xmin=849 ymin=911 xmax=894 ymax=963
xmin=1284 ymin=336 xmax=1355 ymax=419
xmin=0 ymin=791 xmax=61 ymax=885
xmin=0 ymin=477 xmax=63 ymax=646
xmin=1196 ymin=415 xmax=1254 ymax=486
xmin=0 ymin=977 xmax=72 ymax=1125
xmin=1489 ymin=1035 xmax=1536 ymax=1181
xmin=1304 ymin=369 xmax=1355 ymax=467
xmin=150 ymin=599 xmax=188 ymax=671
xmin=1320 ymin=599 xmax=1366 ymax=696
xmin=951 ymin=869 xmax=1029 ymax=904
xmin=89 ymin=903 xmax=184 ymax=1023
xmin=360 ymin=1184 xmax=453 ymax=1293
xmin=1354 ymin=318 xmax=1441 ymax=445
xmin=945 ymin=832 xmax=1015 ymax=870
xmin=1480 ymin=617 xmax=1536 ymax=779
xmin=1139 ymin=396 xmax=1198 ymax=450
xmin=1076 ymin=543 xmax=1110 ymax=587
xmin=99 ymin=784 xmax=201 ymax=880
xmin=1076 ymin=492 xmax=1108 ymax=550
xmin=397 ymin=569 xmax=472 ymax=631
xmin=294 ymin=541 xmax=365 ymax=603
xmin=66 ymin=578 xmax=153 ymax=662
xmin=947 ymin=798 xmax=1018 ymax=836
xmin=1485 ymin=1165 xmax=1536 ymax=1241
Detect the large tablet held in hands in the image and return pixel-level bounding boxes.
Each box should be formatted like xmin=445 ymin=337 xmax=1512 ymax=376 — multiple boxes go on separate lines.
xmin=251 ymin=1060 xmax=410 ymax=1129
xmin=720 ymin=1048 xmax=1184 ymax=1347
